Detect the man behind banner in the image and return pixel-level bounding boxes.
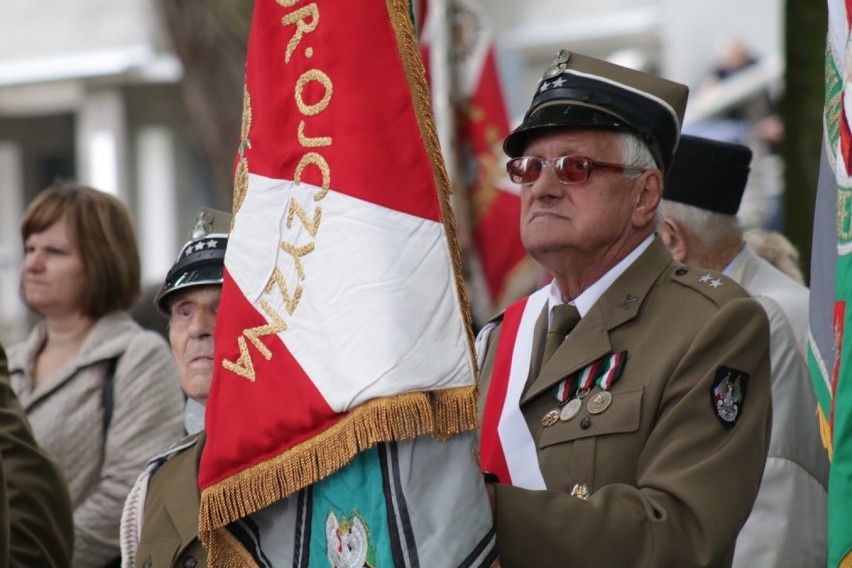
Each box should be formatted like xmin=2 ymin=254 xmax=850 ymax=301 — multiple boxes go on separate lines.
xmin=120 ymin=208 xmax=230 ymax=568
xmin=476 ymin=50 xmax=772 ymax=567
xmin=659 ymin=135 xmax=828 ymax=567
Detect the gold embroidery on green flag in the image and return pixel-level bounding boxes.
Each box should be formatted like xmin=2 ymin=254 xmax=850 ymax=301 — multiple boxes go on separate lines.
xmin=825 ymin=45 xmax=843 ymax=149
xmin=818 ymin=405 xmax=833 ymax=459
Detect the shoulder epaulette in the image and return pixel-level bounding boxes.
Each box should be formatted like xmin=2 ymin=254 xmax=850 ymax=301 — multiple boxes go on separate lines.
xmin=668 ymin=264 xmax=748 ymax=307
xmin=144 ymin=431 xmax=202 ymax=474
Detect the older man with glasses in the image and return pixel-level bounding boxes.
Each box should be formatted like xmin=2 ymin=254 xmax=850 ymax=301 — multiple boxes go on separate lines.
xmin=475 ymin=50 xmax=772 ymax=567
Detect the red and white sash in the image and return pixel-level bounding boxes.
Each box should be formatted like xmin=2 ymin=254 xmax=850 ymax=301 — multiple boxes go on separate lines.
xmin=480 ymin=286 xmax=549 ymax=489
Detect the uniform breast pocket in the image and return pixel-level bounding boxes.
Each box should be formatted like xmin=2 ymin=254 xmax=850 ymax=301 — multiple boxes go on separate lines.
xmin=538 ymin=387 xmax=644 ymax=448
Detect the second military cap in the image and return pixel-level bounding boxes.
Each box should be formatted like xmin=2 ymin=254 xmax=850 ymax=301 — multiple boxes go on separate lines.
xmin=504 ymin=50 xmax=689 ymax=173
xmin=663 ymin=134 xmax=753 ymax=216
xmin=155 ymin=208 xmax=232 ymax=315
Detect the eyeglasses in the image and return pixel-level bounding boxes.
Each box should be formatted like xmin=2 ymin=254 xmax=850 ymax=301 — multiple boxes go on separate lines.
xmin=506 ymin=155 xmax=647 ymax=185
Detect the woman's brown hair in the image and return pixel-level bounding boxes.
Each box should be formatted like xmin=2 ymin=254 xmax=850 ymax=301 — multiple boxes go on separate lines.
xmin=21 ymin=181 xmax=141 ymax=318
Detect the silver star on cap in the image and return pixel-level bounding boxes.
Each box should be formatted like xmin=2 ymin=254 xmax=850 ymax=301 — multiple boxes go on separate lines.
xmin=539 ymin=80 xmax=552 ymax=93
xmin=205 ymin=239 xmax=218 ymax=249
xmin=193 ymin=242 xmax=206 ymax=252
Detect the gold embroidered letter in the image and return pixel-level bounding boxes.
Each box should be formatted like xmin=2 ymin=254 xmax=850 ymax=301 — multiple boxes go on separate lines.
xmin=222 ymin=336 xmax=256 ymax=382
xmin=286 ymin=197 xmax=322 ymax=237
xmin=293 ymin=152 xmax=330 ymax=199
xmin=265 ymin=268 xmax=302 ymax=315
xmin=243 ymin=300 xmax=287 ymax=361
xmin=281 ymin=4 xmax=319 ymax=63
xmin=298 ymin=120 xmax=332 ymax=148
xmin=281 ymin=242 xmax=315 ymax=279
xmin=295 ymin=69 xmax=333 ymax=116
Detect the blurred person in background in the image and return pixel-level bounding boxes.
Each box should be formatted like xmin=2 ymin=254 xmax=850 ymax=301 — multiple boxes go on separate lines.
xmin=744 ymin=228 xmax=806 ymax=284
xmin=659 ymin=135 xmax=827 ymax=567
xmin=120 ymin=208 xmax=229 ymax=568
xmin=0 ymin=342 xmax=74 ymax=567
xmin=7 ymin=181 xmax=185 ymax=567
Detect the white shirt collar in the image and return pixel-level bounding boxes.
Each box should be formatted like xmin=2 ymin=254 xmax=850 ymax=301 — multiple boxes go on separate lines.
xmin=722 ymin=243 xmax=747 ymax=276
xmin=547 ymin=234 xmax=654 ymax=321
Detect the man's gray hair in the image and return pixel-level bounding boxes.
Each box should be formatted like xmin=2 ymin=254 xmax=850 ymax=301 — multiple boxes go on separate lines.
xmin=615 ymin=131 xmax=658 ymax=178
xmin=660 ymin=199 xmax=742 ymax=248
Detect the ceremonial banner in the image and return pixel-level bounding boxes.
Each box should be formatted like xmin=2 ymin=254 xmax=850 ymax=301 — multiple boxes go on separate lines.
xmin=809 ymin=1 xmax=852 ymax=564
xmin=419 ymin=0 xmax=537 ymax=315
xmin=198 ymin=0 xmax=495 ymax=564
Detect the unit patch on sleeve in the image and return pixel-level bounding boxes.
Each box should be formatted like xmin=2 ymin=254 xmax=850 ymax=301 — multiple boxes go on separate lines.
xmin=710 ymin=366 xmax=749 ymax=429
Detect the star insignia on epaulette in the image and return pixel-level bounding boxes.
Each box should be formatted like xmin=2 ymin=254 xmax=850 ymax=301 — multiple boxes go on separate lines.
xmin=709 ymin=278 xmax=723 ymax=288
xmin=699 ymin=273 xmax=714 ymax=283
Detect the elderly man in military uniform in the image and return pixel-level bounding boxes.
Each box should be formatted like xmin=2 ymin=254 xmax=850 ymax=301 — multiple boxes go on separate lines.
xmin=120 ymin=209 xmax=230 ymax=568
xmin=476 ymin=50 xmax=772 ymax=567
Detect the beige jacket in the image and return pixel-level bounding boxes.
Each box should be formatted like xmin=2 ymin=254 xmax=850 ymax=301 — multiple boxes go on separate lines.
xmin=8 ymin=312 xmax=185 ymax=568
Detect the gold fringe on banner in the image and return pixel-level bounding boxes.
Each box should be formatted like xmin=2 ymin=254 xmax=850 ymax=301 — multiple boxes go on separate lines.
xmin=385 ymin=0 xmax=479 ymax=373
xmin=433 ymin=384 xmax=480 ymax=440
xmin=199 ymin=385 xmax=479 ymax=552
xmin=817 ymin=404 xmax=833 ymax=460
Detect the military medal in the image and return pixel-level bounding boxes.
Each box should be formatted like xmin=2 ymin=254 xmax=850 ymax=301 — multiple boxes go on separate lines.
xmin=587 ymin=390 xmax=612 ymax=415
xmin=548 ymin=350 xmax=628 ymax=423
xmin=559 ymin=398 xmax=582 ymax=421
xmin=541 ymin=409 xmax=560 ymax=427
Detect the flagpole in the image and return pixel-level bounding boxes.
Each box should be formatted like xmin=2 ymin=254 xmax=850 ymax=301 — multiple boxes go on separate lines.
xmin=428 ymin=0 xmax=483 ymax=324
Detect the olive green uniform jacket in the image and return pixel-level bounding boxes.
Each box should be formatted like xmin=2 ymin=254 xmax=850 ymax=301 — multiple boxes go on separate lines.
xmin=128 ymin=432 xmax=206 ymax=568
xmin=0 ymin=345 xmax=74 ymax=567
xmin=477 ymin=238 xmax=772 ymax=567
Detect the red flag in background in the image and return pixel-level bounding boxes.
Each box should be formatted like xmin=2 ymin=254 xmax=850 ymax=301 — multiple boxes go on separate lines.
xmin=419 ymin=0 xmax=540 ymax=320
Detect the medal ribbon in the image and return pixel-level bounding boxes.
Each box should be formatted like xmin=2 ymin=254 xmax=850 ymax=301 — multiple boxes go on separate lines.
xmin=550 ymin=351 xmax=629 ymax=402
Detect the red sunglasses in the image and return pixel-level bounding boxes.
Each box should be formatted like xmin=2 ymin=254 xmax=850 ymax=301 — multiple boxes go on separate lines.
xmin=506 ymin=156 xmax=646 ymax=185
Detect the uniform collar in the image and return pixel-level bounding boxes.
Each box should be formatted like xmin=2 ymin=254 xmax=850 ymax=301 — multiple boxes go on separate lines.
xmin=547 ymin=234 xmax=654 ymax=320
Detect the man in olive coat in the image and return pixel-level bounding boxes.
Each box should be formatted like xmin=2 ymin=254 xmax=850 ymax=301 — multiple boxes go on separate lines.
xmin=120 ymin=209 xmax=229 ymax=568
xmin=476 ymin=50 xmax=772 ymax=567
xmin=0 ymin=343 xmax=74 ymax=567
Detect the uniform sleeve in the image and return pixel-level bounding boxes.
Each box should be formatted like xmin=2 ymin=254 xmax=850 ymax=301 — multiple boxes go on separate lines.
xmin=493 ymin=298 xmax=772 ymax=567
xmin=72 ymin=333 xmax=185 ymax=568
xmin=0 ymin=345 xmax=74 ymax=568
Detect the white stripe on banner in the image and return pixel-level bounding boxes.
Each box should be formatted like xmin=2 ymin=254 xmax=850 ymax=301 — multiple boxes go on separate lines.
xmin=497 ymin=285 xmax=549 ymax=489
xmin=227 ymin=173 xmax=474 ymax=411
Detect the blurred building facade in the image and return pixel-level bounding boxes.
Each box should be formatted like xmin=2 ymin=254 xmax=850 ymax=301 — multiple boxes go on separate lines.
xmin=0 ymin=0 xmax=782 ymax=344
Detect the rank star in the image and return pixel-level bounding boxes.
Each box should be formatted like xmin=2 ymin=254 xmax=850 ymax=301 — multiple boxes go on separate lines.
xmin=552 ymin=76 xmax=566 ymax=88
xmin=699 ymin=273 xmax=714 ymax=283
xmin=205 ymin=239 xmax=218 ymax=249
xmin=539 ymin=81 xmax=551 ymax=93
xmin=710 ymin=278 xmax=723 ymax=288
xmin=194 ymin=242 xmax=206 ymax=252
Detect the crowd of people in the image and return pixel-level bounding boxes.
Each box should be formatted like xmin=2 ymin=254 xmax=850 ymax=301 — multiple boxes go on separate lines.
xmin=0 ymin=48 xmax=826 ymax=568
